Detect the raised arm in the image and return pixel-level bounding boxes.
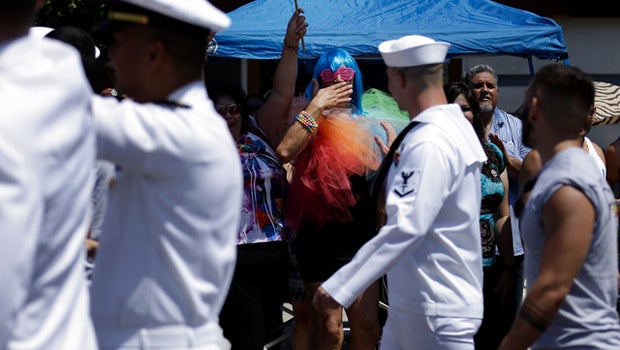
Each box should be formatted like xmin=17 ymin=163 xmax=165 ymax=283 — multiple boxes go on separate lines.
xmin=255 ymin=9 xmax=307 ymax=146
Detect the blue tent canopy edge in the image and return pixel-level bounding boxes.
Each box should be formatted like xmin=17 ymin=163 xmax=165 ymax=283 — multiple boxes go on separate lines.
xmin=211 ymin=0 xmax=569 ymax=62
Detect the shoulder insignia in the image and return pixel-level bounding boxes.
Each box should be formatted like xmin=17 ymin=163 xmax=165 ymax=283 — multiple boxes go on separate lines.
xmin=393 ymin=150 xmax=400 ymax=167
xmin=394 ymin=171 xmax=415 ymax=197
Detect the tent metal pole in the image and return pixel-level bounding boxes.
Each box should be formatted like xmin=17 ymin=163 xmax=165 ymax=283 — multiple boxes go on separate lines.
xmin=241 ymin=58 xmax=248 ymax=94
xmin=528 ymin=56 xmax=534 ymax=77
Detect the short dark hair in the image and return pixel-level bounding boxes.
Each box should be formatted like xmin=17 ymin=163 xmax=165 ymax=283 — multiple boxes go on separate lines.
xmin=45 ymin=26 xmax=97 ymax=89
xmin=528 ymin=64 xmax=594 ymax=127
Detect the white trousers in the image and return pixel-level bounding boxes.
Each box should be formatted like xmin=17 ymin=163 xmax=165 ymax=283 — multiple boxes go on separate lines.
xmin=380 ymin=309 xmax=481 ymax=350
xmin=97 ymin=323 xmax=231 ymax=350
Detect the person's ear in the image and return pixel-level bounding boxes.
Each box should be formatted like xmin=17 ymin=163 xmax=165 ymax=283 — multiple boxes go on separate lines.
xmin=145 ymin=40 xmax=165 ymax=72
xmin=582 ymin=106 xmax=595 ymax=135
xmin=397 ymin=69 xmax=407 ymax=89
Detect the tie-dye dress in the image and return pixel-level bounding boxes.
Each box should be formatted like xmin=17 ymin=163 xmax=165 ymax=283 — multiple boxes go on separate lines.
xmin=480 ymin=141 xmax=505 ymax=266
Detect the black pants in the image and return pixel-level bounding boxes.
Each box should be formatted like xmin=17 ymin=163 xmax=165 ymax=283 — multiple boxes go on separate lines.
xmin=219 ymin=241 xmax=290 ymax=350
xmin=474 ymin=257 xmax=522 ymax=350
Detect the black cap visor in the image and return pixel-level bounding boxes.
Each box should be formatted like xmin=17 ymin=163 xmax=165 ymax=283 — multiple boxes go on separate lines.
xmin=93 ymin=1 xmax=209 ymax=45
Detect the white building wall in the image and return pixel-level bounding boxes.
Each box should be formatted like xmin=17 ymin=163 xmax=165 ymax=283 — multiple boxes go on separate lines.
xmin=461 ymin=17 xmax=620 ymax=147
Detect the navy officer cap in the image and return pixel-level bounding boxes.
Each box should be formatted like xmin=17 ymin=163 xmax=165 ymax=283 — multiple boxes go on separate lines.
xmin=95 ymin=0 xmax=230 ymax=43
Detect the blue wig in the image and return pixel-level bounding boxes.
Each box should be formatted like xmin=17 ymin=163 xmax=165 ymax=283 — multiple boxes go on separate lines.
xmin=305 ymin=48 xmax=365 ymax=115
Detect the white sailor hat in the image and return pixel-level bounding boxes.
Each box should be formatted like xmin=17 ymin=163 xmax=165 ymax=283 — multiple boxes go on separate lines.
xmin=96 ymin=0 xmax=230 ymax=43
xmin=378 ymin=35 xmax=450 ymax=68
xmin=31 ymin=26 xmax=102 ymax=58
xmin=29 ymin=26 xmax=53 ymax=39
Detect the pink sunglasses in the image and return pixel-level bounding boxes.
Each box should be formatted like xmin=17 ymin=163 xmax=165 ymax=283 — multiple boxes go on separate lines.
xmin=320 ymin=67 xmax=356 ymax=82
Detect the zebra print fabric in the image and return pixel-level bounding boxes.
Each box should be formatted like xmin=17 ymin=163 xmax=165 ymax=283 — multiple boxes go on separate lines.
xmin=593 ymin=81 xmax=620 ymax=125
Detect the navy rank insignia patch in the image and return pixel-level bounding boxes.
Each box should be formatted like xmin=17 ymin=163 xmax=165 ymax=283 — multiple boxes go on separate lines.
xmin=394 ymin=171 xmax=415 ymax=197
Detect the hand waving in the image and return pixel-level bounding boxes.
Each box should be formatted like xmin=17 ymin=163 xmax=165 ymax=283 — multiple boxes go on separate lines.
xmin=375 ymin=120 xmax=398 ymax=157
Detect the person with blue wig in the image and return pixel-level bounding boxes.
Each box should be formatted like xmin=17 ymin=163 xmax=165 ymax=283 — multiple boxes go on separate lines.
xmin=304 ymin=48 xmax=365 ymax=116
xmin=276 ymin=47 xmax=383 ymax=349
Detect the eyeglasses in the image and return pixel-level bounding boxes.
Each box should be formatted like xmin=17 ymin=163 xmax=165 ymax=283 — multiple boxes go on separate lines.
xmin=216 ymin=103 xmax=241 ymax=115
xmin=320 ymin=67 xmax=356 ymax=82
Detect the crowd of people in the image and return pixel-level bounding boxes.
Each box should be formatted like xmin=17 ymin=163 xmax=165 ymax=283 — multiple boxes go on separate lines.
xmin=1 ymin=0 xmax=620 ymax=350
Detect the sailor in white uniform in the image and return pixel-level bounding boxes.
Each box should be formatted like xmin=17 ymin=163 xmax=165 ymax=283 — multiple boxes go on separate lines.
xmin=313 ymin=35 xmax=488 ymax=349
xmin=0 ymin=1 xmax=97 ymax=349
xmin=88 ymin=1 xmax=242 ymax=349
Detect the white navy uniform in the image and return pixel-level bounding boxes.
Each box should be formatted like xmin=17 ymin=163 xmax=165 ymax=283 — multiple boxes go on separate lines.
xmin=90 ymin=82 xmax=242 ymax=349
xmin=0 ymin=36 xmax=98 ymax=349
xmin=322 ymin=104 xmax=487 ymax=349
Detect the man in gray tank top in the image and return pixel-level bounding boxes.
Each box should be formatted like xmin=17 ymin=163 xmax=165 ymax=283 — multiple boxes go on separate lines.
xmin=498 ymin=64 xmax=620 ymax=349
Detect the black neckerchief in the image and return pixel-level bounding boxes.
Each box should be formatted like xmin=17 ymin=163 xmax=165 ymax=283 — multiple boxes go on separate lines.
xmin=152 ymin=99 xmax=191 ymax=109
xmin=368 ymin=121 xmax=420 ymax=231
xmin=369 ymin=121 xmax=420 ymax=201
xmin=111 ymin=95 xmax=191 ymax=109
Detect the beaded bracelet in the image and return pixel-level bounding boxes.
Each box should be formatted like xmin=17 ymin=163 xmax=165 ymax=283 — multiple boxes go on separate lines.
xmin=283 ymin=41 xmax=299 ymax=52
xmin=295 ymin=110 xmax=318 ymax=133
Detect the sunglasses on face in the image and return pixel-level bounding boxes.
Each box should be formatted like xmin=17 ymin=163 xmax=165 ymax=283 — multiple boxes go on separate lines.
xmin=216 ymin=103 xmax=241 ymax=115
xmin=320 ymin=67 xmax=356 ymax=83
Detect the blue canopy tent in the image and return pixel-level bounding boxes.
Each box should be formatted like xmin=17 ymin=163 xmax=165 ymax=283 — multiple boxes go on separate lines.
xmin=210 ymin=0 xmax=569 ymax=64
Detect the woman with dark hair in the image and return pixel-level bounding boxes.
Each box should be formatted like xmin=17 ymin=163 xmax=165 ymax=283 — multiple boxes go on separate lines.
xmin=446 ymin=81 xmax=516 ymax=350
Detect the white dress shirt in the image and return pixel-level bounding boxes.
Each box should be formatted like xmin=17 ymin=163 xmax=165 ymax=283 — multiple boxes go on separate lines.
xmin=89 ymin=82 xmax=242 ymax=348
xmin=0 ymin=35 xmax=97 ymax=349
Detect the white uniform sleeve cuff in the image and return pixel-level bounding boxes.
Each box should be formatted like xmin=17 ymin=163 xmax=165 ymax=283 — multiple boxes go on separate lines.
xmin=322 ymin=274 xmax=358 ymax=308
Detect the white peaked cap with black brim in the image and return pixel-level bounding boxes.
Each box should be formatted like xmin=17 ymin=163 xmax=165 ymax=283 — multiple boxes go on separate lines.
xmin=112 ymin=0 xmax=230 ymax=32
xmin=379 ymin=35 xmax=450 ymax=68
xmin=95 ymin=0 xmax=230 ymax=43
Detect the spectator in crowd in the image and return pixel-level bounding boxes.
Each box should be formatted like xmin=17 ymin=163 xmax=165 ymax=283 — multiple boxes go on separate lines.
xmin=463 ymin=64 xmax=530 ymax=331
xmin=278 ymin=47 xmax=383 ymax=349
xmin=446 ymin=81 xmax=516 ymax=350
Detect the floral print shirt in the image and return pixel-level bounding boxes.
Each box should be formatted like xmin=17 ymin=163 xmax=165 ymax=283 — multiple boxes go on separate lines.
xmin=237 ymin=123 xmax=287 ymax=244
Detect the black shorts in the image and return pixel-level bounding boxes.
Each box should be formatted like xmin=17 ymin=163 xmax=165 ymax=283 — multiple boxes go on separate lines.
xmin=294 ymin=214 xmax=375 ymax=283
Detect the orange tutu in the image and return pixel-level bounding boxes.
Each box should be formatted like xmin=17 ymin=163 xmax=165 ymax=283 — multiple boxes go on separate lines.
xmin=286 ymin=109 xmax=380 ymax=230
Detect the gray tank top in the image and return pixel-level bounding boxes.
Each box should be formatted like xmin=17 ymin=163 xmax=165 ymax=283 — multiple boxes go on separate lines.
xmin=521 ymin=147 xmax=620 ymax=349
